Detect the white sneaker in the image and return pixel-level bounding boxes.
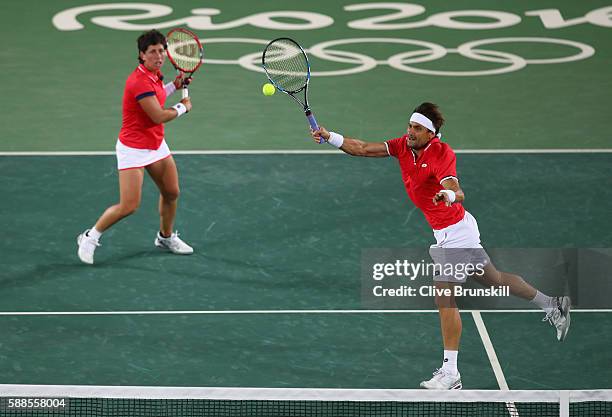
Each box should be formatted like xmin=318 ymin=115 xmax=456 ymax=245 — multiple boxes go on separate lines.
xmin=420 ymin=369 xmax=462 ymax=390
xmin=542 ymin=296 xmax=571 ymax=341
xmin=154 ymin=231 xmax=194 ymax=255
xmin=77 ymin=229 xmax=100 ymax=265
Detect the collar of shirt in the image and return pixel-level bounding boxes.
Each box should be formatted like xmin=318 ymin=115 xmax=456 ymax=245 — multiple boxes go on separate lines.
xmin=137 ymin=64 xmax=163 ymax=83
xmin=404 ymin=136 xmax=440 ymax=163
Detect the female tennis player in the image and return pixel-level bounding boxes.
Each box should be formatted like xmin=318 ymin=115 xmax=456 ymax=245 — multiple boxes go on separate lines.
xmin=77 ymin=30 xmax=194 ymax=264
xmin=310 ymin=102 xmax=571 ymax=389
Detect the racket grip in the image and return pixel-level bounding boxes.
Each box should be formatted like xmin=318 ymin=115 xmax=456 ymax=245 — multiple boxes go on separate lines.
xmin=182 ymin=87 xmax=189 ymax=99
xmin=305 ymin=110 xmax=325 ymax=145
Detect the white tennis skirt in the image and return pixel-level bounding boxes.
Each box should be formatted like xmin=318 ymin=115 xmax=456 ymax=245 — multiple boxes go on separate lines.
xmin=116 ymin=139 xmax=171 ymax=170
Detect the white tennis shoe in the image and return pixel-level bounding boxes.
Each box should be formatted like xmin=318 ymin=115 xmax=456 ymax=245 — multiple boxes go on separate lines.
xmin=542 ymin=296 xmax=571 ymax=341
xmin=154 ymin=231 xmax=194 ymax=255
xmin=420 ymin=369 xmax=462 ymax=390
xmin=77 ymin=229 xmax=100 ymax=265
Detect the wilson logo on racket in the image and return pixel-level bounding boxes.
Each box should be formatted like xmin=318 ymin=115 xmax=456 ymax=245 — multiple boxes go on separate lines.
xmin=166 ymin=28 xmax=204 ymax=99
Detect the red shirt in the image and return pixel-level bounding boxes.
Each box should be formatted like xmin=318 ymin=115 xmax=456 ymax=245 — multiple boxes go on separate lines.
xmin=386 ymin=136 xmax=465 ymax=230
xmin=118 ymin=64 xmax=166 ymax=150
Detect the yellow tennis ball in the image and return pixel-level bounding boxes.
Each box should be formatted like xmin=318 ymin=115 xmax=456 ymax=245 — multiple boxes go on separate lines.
xmin=262 ymin=83 xmax=276 ymax=96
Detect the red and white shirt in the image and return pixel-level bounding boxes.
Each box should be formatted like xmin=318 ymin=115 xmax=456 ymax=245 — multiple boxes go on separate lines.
xmin=118 ymin=64 xmax=166 ymax=150
xmin=386 ymin=136 xmax=465 ymax=230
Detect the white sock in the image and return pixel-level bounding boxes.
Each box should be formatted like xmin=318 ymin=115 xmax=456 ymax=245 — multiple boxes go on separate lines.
xmin=87 ymin=227 xmax=102 ymax=240
xmin=531 ymin=290 xmax=555 ymax=313
xmin=441 ymin=350 xmax=458 ymax=376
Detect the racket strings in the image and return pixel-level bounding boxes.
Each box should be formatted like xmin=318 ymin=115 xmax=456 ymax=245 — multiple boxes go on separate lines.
xmin=167 ymin=31 xmax=201 ymax=72
xmin=264 ymin=40 xmax=308 ymax=93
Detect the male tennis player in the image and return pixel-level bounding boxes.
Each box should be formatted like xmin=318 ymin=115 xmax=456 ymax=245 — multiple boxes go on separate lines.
xmin=310 ymin=102 xmax=571 ymax=389
xmin=77 ymin=30 xmax=193 ymax=264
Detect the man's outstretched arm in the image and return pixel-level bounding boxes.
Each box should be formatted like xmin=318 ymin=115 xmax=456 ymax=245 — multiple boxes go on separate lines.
xmin=310 ymin=126 xmax=389 ymax=157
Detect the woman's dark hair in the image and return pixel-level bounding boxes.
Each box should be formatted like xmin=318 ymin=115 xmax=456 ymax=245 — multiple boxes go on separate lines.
xmin=137 ymin=30 xmax=166 ymax=63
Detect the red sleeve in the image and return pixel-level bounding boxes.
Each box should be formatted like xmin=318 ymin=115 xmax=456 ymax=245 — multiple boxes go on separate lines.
xmin=385 ymin=135 xmax=407 ymax=158
xmin=433 ymin=145 xmax=458 ymax=183
xmin=129 ymin=77 xmax=156 ymax=101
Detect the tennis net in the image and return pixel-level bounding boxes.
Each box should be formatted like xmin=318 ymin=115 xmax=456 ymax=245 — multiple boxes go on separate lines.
xmin=0 ymin=385 xmax=610 ymax=417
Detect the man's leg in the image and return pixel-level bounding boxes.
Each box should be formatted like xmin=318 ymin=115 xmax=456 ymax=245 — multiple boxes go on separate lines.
xmin=420 ymin=281 xmax=463 ymax=390
xmin=438 ymin=281 xmax=461 ymax=373
xmin=474 ymin=263 xmax=538 ymax=300
xmin=474 ymin=263 xmax=571 ymax=341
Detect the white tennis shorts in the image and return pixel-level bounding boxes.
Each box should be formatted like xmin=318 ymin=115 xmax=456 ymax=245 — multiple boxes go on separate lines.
xmin=429 ymin=211 xmax=490 ymax=282
xmin=116 ymin=139 xmax=171 ymax=170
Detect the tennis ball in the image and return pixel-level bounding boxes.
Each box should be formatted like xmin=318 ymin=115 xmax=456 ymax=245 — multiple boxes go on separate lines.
xmin=262 ymin=83 xmax=276 ymax=96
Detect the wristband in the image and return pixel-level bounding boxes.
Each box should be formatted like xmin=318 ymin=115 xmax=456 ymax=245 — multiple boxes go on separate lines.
xmin=164 ymin=82 xmax=176 ymax=97
xmin=327 ymin=131 xmax=344 ymax=148
xmin=439 ymin=189 xmax=456 ymax=203
xmin=172 ymin=103 xmax=187 ymax=117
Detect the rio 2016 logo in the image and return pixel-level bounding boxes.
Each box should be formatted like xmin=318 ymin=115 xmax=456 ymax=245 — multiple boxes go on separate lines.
xmin=52 ymin=3 xmax=611 ymax=76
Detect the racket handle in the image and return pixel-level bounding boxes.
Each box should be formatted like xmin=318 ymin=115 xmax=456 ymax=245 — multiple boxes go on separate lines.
xmin=182 ymin=87 xmax=189 ymax=99
xmin=305 ymin=110 xmax=325 ymax=145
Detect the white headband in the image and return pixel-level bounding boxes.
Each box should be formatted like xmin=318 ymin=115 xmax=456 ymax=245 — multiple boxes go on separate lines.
xmin=410 ymin=112 xmax=436 ymax=133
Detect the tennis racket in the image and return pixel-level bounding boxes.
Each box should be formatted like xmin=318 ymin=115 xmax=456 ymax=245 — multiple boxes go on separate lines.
xmin=262 ymin=38 xmax=323 ymax=144
xmin=166 ymin=28 xmax=203 ymax=99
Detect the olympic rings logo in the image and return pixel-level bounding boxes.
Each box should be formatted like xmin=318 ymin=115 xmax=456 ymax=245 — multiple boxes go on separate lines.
xmin=202 ymin=37 xmax=594 ymax=77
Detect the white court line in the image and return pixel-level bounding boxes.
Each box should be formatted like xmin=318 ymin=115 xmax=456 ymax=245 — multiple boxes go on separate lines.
xmin=0 ymin=384 xmax=587 ymax=402
xmin=455 ymin=149 xmax=612 ymax=154
xmin=0 ymin=309 xmax=608 ymax=316
xmin=472 ymin=311 xmax=510 ymax=389
xmin=0 ymin=148 xmax=611 ymax=156
xmin=471 ymin=311 xmax=519 ymax=416
xmin=0 ymin=150 xmax=334 ymax=156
